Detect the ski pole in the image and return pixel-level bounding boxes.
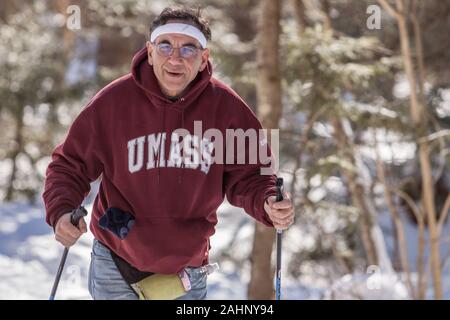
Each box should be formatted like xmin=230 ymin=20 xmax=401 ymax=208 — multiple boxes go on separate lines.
xmin=49 ymin=206 xmax=87 ymax=300
xmin=275 ymin=177 xmax=284 ymax=301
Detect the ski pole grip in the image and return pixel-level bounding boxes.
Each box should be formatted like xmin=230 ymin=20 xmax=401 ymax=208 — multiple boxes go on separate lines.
xmin=275 ymin=178 xmax=284 ymax=234
xmin=70 ymin=206 xmax=88 ymax=226
xmin=276 ymin=178 xmax=284 ymax=202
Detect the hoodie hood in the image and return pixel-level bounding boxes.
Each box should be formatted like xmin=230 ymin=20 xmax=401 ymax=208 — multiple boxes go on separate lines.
xmin=130 ymin=47 xmax=213 ymax=185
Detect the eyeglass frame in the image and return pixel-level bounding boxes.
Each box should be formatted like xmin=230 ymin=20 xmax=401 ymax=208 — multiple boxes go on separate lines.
xmin=151 ymin=41 xmax=205 ymax=59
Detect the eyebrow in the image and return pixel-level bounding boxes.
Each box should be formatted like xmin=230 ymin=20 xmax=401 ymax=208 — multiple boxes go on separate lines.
xmin=183 ymin=42 xmax=198 ymax=48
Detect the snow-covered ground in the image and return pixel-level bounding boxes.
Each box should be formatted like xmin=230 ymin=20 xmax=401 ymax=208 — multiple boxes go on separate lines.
xmin=0 ymin=197 xmax=310 ymax=300
xmin=1 ymin=184 xmax=449 ymax=299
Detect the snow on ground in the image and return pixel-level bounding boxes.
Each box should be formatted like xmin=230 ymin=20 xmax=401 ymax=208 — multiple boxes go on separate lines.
xmin=2 ymin=184 xmax=449 ymax=299
xmin=323 ymin=208 xmax=450 ymax=300
xmin=375 ymin=207 xmax=450 ymax=299
xmin=0 ymin=198 xmax=309 ymax=300
xmin=0 ymin=202 xmax=94 ymax=300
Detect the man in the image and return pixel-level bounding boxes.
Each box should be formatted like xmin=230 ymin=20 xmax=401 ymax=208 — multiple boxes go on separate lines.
xmin=43 ymin=6 xmax=294 ymax=300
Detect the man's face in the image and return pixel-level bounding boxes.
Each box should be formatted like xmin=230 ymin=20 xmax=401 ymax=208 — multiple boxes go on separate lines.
xmin=146 ymin=26 xmax=209 ymax=98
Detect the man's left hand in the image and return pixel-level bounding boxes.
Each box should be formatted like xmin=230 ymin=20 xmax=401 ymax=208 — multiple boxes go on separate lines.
xmin=264 ymin=193 xmax=295 ymax=230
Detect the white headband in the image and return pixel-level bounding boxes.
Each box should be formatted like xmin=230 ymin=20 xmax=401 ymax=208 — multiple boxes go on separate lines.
xmin=150 ymin=23 xmax=208 ymax=49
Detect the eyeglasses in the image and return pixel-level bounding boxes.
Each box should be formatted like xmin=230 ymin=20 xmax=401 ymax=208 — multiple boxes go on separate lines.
xmin=153 ymin=42 xmax=202 ymax=59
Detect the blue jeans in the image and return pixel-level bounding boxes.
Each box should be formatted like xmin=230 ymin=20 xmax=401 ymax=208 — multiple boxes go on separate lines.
xmin=88 ymin=239 xmax=207 ymax=300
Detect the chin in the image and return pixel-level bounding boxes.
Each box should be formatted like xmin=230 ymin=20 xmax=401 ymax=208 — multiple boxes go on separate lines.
xmin=167 ymin=85 xmax=186 ymax=94
xmin=163 ymin=88 xmax=183 ymax=97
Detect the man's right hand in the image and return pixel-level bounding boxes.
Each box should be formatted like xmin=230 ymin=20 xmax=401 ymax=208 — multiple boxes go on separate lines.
xmin=55 ymin=212 xmax=87 ymax=247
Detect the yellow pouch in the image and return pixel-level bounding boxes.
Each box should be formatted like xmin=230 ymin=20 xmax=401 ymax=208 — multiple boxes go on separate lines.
xmin=131 ymin=273 xmax=187 ymax=300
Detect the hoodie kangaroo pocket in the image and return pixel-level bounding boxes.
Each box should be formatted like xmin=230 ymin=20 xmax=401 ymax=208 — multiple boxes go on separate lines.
xmin=117 ymin=216 xmax=211 ymax=274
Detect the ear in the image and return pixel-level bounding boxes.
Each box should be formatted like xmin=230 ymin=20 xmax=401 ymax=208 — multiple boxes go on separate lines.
xmin=146 ymin=41 xmax=154 ymax=66
xmin=199 ymin=48 xmax=210 ymax=72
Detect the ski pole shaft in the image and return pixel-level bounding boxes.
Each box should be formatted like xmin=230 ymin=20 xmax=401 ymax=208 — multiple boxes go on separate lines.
xmin=49 ymin=206 xmax=87 ymax=300
xmin=49 ymin=247 xmax=69 ymax=300
xmin=275 ymin=178 xmax=284 ymax=301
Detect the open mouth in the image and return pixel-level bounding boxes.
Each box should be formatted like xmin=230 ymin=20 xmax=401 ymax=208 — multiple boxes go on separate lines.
xmin=165 ymin=70 xmax=184 ymax=78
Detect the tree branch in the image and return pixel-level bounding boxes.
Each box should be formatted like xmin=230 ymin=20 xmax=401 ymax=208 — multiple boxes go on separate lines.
xmin=418 ymin=129 xmax=450 ymax=144
xmin=378 ymin=0 xmax=400 ymax=19
xmin=437 ymin=193 xmax=450 ymax=235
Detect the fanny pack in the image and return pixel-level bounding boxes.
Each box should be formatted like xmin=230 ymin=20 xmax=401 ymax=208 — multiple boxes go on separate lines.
xmin=130 ymin=264 xmax=219 ymax=300
xmin=131 ymin=270 xmax=191 ymax=300
xmin=108 ymin=242 xmax=192 ymax=300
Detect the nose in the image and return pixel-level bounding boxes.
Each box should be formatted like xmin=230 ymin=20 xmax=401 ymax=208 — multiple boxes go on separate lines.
xmin=168 ymin=48 xmax=183 ymax=60
xmin=167 ymin=51 xmax=183 ymax=65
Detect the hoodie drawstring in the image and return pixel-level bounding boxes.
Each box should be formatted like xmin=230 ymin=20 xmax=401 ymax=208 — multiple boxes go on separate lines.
xmin=179 ymin=108 xmax=185 ymax=185
xmin=157 ymin=104 xmax=166 ymax=184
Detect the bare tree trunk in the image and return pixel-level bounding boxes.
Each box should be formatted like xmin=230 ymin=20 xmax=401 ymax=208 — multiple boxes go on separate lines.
xmin=54 ymin=0 xmax=77 ymax=54
xmin=0 ymin=0 xmax=9 ymax=21
xmin=374 ymin=132 xmax=416 ymax=298
xmin=332 ymin=118 xmax=378 ymax=267
xmin=248 ymin=0 xmax=282 ymax=300
xmin=419 ymin=143 xmax=442 ymax=299
xmin=291 ymin=0 xmax=307 ymax=32
xmin=255 ymin=1 xmax=283 ymax=130
xmin=394 ymin=187 xmax=426 ymax=299
xmin=416 ymin=208 xmax=427 ymax=299
xmin=0 ymin=0 xmax=21 ymax=22
xmin=319 ymin=0 xmax=332 ymax=30
xmin=5 ymin=106 xmax=24 ymax=201
xmin=411 ymin=0 xmax=426 ymax=106
xmin=378 ymin=0 xmax=443 ymax=299
xmin=397 ymin=0 xmax=442 ymax=300
xmin=307 ymin=0 xmax=382 ymax=270
xmin=290 ymin=109 xmax=323 ymax=200
xmin=409 ymin=11 xmax=445 ymax=297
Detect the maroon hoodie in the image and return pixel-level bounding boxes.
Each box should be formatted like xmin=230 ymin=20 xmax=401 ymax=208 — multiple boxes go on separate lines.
xmin=43 ymin=47 xmax=278 ymax=274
